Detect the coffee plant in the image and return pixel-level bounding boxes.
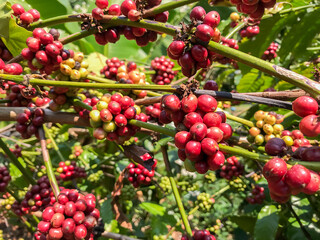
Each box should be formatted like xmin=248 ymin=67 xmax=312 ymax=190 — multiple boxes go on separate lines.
xmin=0 ymin=0 xmax=320 ymax=239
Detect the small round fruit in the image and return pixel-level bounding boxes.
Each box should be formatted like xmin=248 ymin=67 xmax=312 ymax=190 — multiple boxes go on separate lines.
xmin=262 ymin=158 xmax=287 ymax=182
xmin=285 ymin=164 xmax=311 ymax=190
xmin=292 ymin=96 xmax=318 ymax=117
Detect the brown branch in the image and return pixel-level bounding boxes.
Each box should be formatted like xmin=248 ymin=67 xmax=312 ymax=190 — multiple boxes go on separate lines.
xmin=0 ymin=107 xmax=89 ymax=126
xmin=242 ymin=90 xmax=306 ymax=100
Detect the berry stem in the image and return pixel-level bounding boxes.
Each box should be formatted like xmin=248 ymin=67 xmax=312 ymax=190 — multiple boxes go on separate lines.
xmin=161 ymin=146 xmax=193 ymax=238
xmin=38 ymin=126 xmax=60 ymax=199
xmin=29 ymin=14 xmax=85 ymax=29
xmin=60 ymin=29 xmax=96 ymax=45
xmin=86 ymin=74 xmax=115 ymax=83
xmin=225 ymin=112 xmax=254 ymax=127
xmin=206 ymin=41 xmax=320 ymax=100
xmin=212 ymin=185 xmax=230 ymax=197
xmin=128 ymin=120 xmax=176 ymax=137
xmin=0 ymin=138 xmax=36 ymax=185
xmin=218 ymin=144 xmax=270 ymax=163
xmin=20 ymin=216 xmax=36 ymax=233
xmin=225 ymin=22 xmax=246 ymax=39
xmin=143 ymin=0 xmax=200 ymax=17
xmin=43 ymin=125 xmax=65 ymax=162
xmin=287 ymin=160 xmax=320 ymax=172
xmin=286 ymin=203 xmax=312 ymax=240
xmin=0 ymin=74 xmax=176 ymax=92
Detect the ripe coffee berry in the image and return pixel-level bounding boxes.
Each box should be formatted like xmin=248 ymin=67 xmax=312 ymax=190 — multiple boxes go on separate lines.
xmin=220 ymin=156 xmax=244 ymax=180
xmin=56 ymin=161 xmax=87 ymax=181
xmin=126 ymin=159 xmax=157 ymax=188
xmin=161 ymin=93 xmax=232 ymax=174
xmin=0 ymin=166 xmax=11 ymax=192
xmin=15 ymin=108 xmax=45 ymax=139
xmin=261 ymin=42 xmax=279 ymax=61
xmin=150 ymin=56 xmax=177 ymax=85
xmin=247 ymin=185 xmax=265 ymax=204
xmin=292 ymin=96 xmax=318 ymax=117
xmin=182 ymin=229 xmax=216 ymax=240
xmin=37 ymin=189 xmax=99 ymax=240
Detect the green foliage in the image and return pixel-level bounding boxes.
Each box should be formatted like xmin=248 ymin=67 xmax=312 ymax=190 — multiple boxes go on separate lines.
xmin=254 ymin=205 xmax=279 ymax=240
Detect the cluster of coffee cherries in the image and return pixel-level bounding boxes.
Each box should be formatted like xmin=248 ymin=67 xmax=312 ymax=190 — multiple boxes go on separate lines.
xmin=145 ymin=103 xmax=161 ymax=123
xmin=219 ymin=156 xmax=244 ymax=180
xmin=75 ymin=96 xmax=100 ymax=119
xmin=0 ymin=39 xmax=13 ymax=61
xmin=89 ymin=93 xmax=146 ymax=144
xmin=56 ymin=161 xmax=87 ymax=181
xmin=0 ymin=193 xmax=15 ymax=213
xmin=161 ymin=93 xmax=232 ymax=174
xmin=246 ymin=185 xmax=265 ymax=204
xmin=48 ymin=86 xmax=80 ymax=112
xmin=229 ymin=177 xmax=246 ymax=192
xmin=195 ymin=192 xmax=215 ymax=212
xmin=11 ymin=3 xmax=40 ymax=25
xmin=204 ymin=172 xmax=216 ymax=184
xmin=58 ymin=52 xmax=89 ymax=81
xmin=93 ymin=0 xmax=166 ymax=46
xmin=6 ymin=83 xmax=50 ymax=107
xmin=261 ymin=42 xmax=279 ymax=61
xmin=167 ymin=7 xmax=221 ymax=76
xmin=182 ymin=229 xmax=216 ymax=240
xmin=10 ymin=144 xmax=22 ymax=158
xmin=0 ymin=59 xmax=23 ymax=75
xmin=239 ymin=23 xmax=260 ymax=38
xmin=20 ymin=176 xmax=56 ymax=212
xmin=22 ymin=28 xmax=70 ymax=75
xmin=249 ymin=110 xmax=284 ymax=145
xmin=150 ymin=56 xmax=177 ymax=85
xmin=126 ymin=155 xmax=157 ymax=188
xmin=36 ymin=189 xmax=99 ymax=240
xmin=100 ymin=57 xmax=125 ymax=80
xmin=0 ymin=166 xmax=11 ymax=192
xmin=114 ymin=61 xmax=149 ymax=99
xmin=230 ymin=0 xmax=276 ymax=20
xmin=158 ymin=176 xmax=171 ymax=194
xmin=15 ymin=108 xmax=45 ymax=139
xmin=213 ymin=37 xmax=239 ymax=65
xmin=69 ymin=145 xmax=84 ymax=159
xmin=263 ymin=158 xmax=320 ymax=203
xmin=292 ymin=96 xmax=320 ymax=137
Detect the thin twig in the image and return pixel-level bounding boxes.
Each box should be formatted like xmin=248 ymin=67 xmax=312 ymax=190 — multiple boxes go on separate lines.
xmin=287 ymin=203 xmax=312 ymax=240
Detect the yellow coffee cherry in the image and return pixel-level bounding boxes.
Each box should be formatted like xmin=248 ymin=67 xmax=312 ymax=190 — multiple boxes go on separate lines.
xmin=65 ymin=58 xmax=76 ymax=68
xmin=256 ymin=120 xmax=265 ymax=128
xmin=132 ymin=89 xmax=142 ymax=95
xmin=263 ymin=124 xmax=274 ymax=135
xmin=264 ymin=114 xmax=276 ymax=125
xmin=60 ymin=64 xmax=72 ymax=75
xmin=273 ymin=124 xmax=284 ymax=134
xmin=101 ymin=93 xmax=111 ymax=103
xmin=249 ymin=127 xmax=261 ymax=137
xmin=265 ymin=134 xmax=275 ymax=142
xmin=254 ymin=134 xmax=264 ymax=145
xmin=77 ymin=94 xmax=86 ymax=101
xmin=70 ymin=69 xmax=81 ymax=80
xmin=282 ymin=136 xmax=294 ymax=146
xmin=117 ymin=65 xmax=127 ymax=73
xmin=96 ymin=101 xmax=108 ymax=111
xmin=80 ymin=60 xmax=89 ymax=68
xmin=134 ymin=105 xmax=141 ymax=115
xmin=79 ymin=68 xmax=89 ymax=78
xmin=230 ymin=12 xmax=240 ymax=22
xmin=254 ymin=110 xmax=266 ymax=121
xmin=74 ymin=52 xmax=84 ymax=62
xmin=56 ymin=72 xmax=69 ymax=81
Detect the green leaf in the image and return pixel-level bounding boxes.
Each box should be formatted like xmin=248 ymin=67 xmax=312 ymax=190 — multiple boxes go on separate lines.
xmin=254 ymin=205 xmax=279 ymax=240
xmin=139 ymin=202 xmax=165 ymax=216
xmin=238 ymin=11 xmax=304 ymax=74
xmin=86 ymin=52 xmax=108 ymax=75
xmin=100 ymin=198 xmax=113 ymax=224
xmin=0 ymin=1 xmax=12 ymax=39
xmin=229 ymin=215 xmax=257 ymax=234
xmin=278 ymin=8 xmax=320 ymax=61
xmin=104 ymin=36 xmax=147 ymax=61
xmin=1 ymin=18 xmax=32 ymax=56
xmin=237 ymin=69 xmax=275 ymax=93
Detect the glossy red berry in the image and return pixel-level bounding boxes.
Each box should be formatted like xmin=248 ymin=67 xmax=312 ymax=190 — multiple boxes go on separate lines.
xmin=190 ymin=6 xmax=206 ymax=21
xmin=201 ymin=138 xmax=219 ymax=156
xmin=262 ymin=158 xmax=287 ymax=183
xmin=96 ymin=0 xmax=109 ymax=9
xmin=191 ymin=45 xmax=208 ymax=62
xmin=285 ymin=164 xmax=311 ymax=190
xmin=181 ymin=94 xmax=198 ymax=113
xmin=190 ymin=122 xmax=207 ymax=141
xmin=121 ymin=0 xmax=137 ymax=16
xmin=28 ymin=9 xmax=40 ymax=21
xmin=168 ymin=41 xmax=185 ymax=56
xmin=292 ymin=96 xmax=318 ymax=117
xmin=185 ymin=140 xmax=202 ymax=159
xmin=20 ymin=12 xmax=34 ymax=24
xmin=207 ymin=151 xmax=225 ymax=171
xmin=299 ymin=115 xmax=320 ymax=137
xmin=11 ymin=3 xmax=25 ymax=16
xmin=203 ymin=11 xmax=220 ymax=28
xmin=197 ymin=95 xmax=217 ymax=112
xmin=195 ymin=24 xmax=214 ymax=42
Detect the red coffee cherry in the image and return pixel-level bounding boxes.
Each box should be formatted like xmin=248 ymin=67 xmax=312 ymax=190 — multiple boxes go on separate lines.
xmin=292 ymin=96 xmax=318 ymax=117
